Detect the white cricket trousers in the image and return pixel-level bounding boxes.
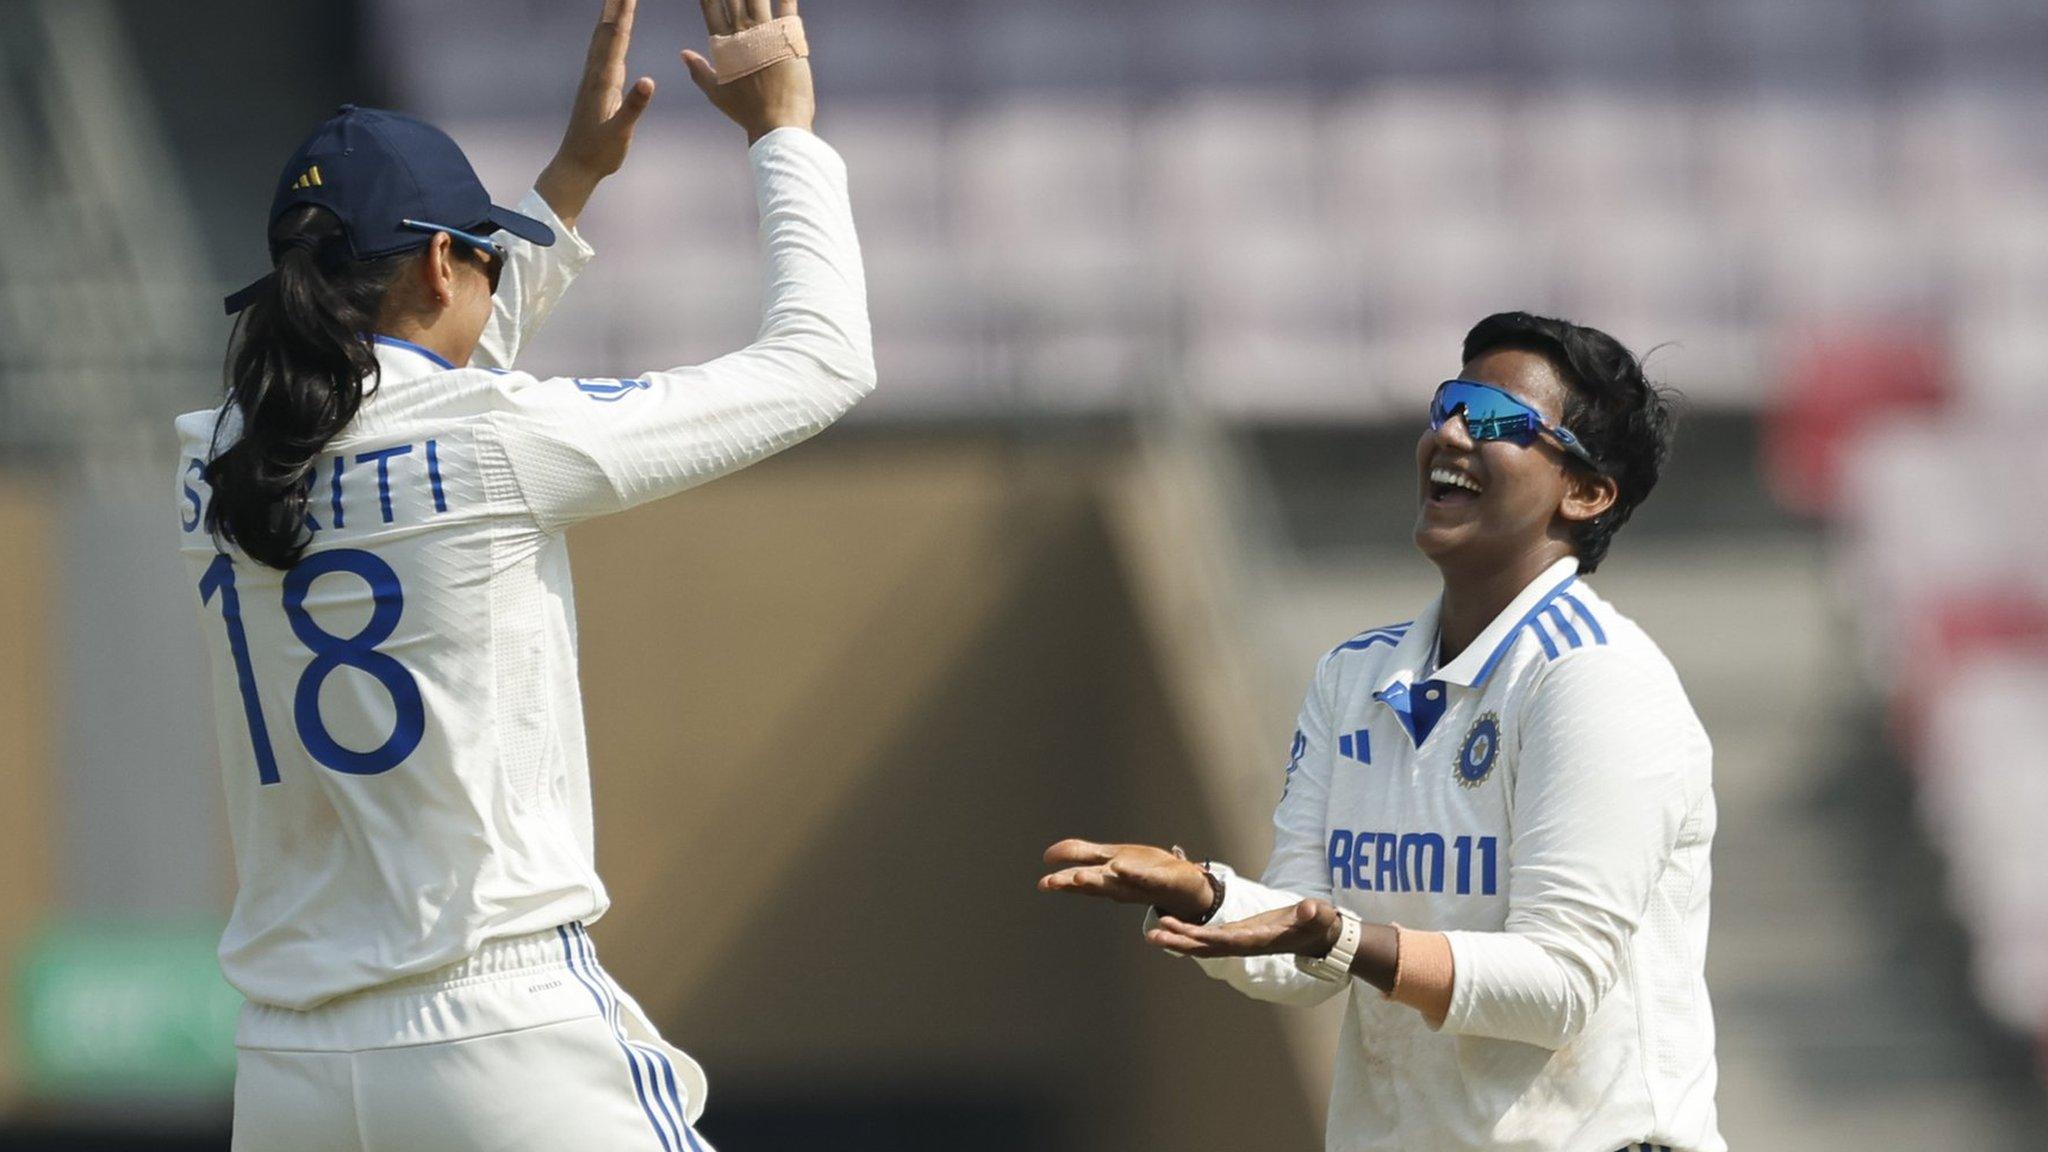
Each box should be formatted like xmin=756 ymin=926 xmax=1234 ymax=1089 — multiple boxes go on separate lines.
xmin=232 ymin=923 xmax=715 ymax=1152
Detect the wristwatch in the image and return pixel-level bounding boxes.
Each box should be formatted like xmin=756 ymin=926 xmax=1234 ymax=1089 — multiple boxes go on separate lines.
xmin=1294 ymin=906 xmax=1363 ymax=983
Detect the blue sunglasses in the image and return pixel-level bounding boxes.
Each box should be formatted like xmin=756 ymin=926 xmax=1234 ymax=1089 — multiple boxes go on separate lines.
xmin=1429 ymin=379 xmax=1599 ymax=469
xmin=400 ymin=218 xmax=505 ymax=291
xmin=399 ymin=218 xmax=505 ymax=257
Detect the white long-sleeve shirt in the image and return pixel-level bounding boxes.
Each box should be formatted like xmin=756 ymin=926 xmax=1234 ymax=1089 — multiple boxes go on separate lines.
xmin=174 ymin=128 xmax=872 ymax=1012
xmin=1166 ymin=557 xmax=1722 ymax=1152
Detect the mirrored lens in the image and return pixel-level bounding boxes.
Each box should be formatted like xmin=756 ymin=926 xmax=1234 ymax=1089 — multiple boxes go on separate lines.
xmin=1431 ymin=381 xmax=1540 ymax=444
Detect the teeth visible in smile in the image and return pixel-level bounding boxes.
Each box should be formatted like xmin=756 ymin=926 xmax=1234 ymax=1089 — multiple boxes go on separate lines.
xmin=1430 ymin=467 xmax=1483 ymax=494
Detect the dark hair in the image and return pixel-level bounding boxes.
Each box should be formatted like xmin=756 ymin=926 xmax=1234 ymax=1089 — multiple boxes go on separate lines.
xmin=1461 ymin=311 xmax=1676 ymax=574
xmin=205 ymin=207 xmax=409 ymax=569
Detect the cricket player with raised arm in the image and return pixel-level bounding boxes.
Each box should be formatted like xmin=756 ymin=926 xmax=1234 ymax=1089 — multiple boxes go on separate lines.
xmin=173 ymin=2 xmax=868 ymax=1148
xmin=1041 ymin=314 xmax=1720 ymax=1152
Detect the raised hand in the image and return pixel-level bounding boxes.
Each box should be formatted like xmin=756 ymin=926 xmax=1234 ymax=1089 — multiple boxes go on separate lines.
xmin=682 ymin=0 xmax=816 ymax=143
xmin=1038 ymin=839 xmax=1216 ymax=920
xmin=1148 ymin=898 xmax=1343 ymax=960
xmin=538 ymin=0 xmax=657 ymax=229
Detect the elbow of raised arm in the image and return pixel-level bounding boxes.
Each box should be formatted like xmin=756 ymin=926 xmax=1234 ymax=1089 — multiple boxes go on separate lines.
xmin=820 ymin=336 xmax=876 ymax=414
xmin=843 ymin=338 xmax=878 ymax=396
xmin=768 ymin=308 xmax=877 ymax=403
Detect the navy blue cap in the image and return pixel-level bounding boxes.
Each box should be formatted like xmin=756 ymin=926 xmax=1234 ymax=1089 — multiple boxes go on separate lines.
xmin=224 ymin=105 xmax=555 ymax=314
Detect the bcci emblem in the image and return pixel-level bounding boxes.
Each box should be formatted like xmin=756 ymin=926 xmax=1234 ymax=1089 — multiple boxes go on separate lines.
xmin=1456 ymin=713 xmax=1501 ymax=789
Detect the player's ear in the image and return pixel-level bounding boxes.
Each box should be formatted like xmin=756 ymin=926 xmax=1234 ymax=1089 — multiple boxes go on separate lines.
xmin=420 ymin=232 xmax=458 ymax=309
xmin=1557 ymin=468 xmax=1618 ymax=526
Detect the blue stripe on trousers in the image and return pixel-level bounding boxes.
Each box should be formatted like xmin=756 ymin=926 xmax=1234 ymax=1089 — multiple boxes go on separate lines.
xmin=570 ymin=926 xmax=685 ymax=1151
xmin=576 ymin=925 xmax=707 ymax=1152
xmin=557 ymin=925 xmax=672 ymax=1151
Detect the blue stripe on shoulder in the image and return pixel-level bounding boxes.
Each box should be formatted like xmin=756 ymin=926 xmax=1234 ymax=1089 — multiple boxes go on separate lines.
xmin=1517 ymin=586 xmax=1622 ymax=667
xmin=1544 ymin=604 xmax=1582 ymax=649
xmin=1333 ymin=622 xmax=1412 ymax=655
xmin=1560 ymin=592 xmax=1608 ymax=645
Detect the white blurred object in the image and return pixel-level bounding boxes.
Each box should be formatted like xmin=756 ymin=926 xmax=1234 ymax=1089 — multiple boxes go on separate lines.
xmin=1513 ymin=92 xmax=1699 ymax=224
xmin=1324 ymin=86 xmax=1512 ymax=227
xmin=1948 ymin=314 xmax=2048 ymax=410
xmin=1556 ymin=210 xmax=1746 ymax=332
xmin=828 ymin=103 xmax=951 ymax=247
xmin=1918 ymin=656 xmax=2048 ymax=1035
xmin=1952 ymin=204 xmax=2048 ymax=332
xmin=1703 ymin=99 xmax=1888 ymax=230
xmin=1891 ymin=93 xmax=2034 ymax=228
xmin=1837 ymin=418 xmax=2048 ymax=676
xmin=1763 ymin=206 xmax=1937 ymax=322
xmin=982 ymin=236 xmax=1160 ymax=412
xmin=605 ymin=238 xmax=761 ymax=373
xmin=955 ymin=98 xmax=1137 ymax=248
xmin=1360 ymin=216 xmax=1556 ymax=346
xmin=856 ymin=243 xmax=992 ymax=417
xmin=589 ymin=124 xmax=759 ymax=252
xmin=1144 ymin=94 xmax=1321 ymax=247
xmin=421 ymin=89 xmax=2048 ymax=422
xmin=1180 ymin=226 xmax=1377 ymax=418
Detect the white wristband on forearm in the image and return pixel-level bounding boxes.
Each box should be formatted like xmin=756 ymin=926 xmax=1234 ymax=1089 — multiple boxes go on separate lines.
xmin=1294 ymin=907 xmax=1363 ymax=983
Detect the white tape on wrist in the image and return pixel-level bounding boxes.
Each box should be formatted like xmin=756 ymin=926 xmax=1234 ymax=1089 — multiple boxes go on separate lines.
xmin=710 ymin=16 xmax=809 ymax=83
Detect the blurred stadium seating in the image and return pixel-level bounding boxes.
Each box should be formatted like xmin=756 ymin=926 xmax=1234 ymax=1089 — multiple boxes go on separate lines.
xmin=3 ymin=0 xmax=2048 ymax=1148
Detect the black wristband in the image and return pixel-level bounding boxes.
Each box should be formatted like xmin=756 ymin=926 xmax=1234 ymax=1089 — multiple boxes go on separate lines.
xmin=1162 ymin=845 xmax=1226 ymax=925
xmin=1187 ymin=863 xmax=1225 ymax=926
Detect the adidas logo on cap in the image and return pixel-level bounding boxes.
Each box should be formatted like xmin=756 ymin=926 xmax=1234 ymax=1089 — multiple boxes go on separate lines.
xmin=289 ymin=165 xmax=325 ymax=190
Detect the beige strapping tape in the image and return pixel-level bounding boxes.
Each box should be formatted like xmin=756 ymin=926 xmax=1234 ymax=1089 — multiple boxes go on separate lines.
xmin=709 ymin=16 xmax=808 ymax=84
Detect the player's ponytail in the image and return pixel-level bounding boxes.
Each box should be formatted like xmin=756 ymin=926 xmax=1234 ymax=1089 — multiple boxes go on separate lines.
xmin=205 ymin=206 xmax=408 ymax=569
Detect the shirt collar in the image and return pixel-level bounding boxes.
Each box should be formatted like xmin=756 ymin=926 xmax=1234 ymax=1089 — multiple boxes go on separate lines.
xmin=371 ymin=334 xmax=458 ymax=379
xmin=1376 ymin=555 xmax=1583 ymax=694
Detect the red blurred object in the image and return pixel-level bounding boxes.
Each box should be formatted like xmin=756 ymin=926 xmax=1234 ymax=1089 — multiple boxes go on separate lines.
xmin=1890 ymin=584 xmax=2048 ymax=760
xmin=1762 ymin=325 xmax=1951 ymax=518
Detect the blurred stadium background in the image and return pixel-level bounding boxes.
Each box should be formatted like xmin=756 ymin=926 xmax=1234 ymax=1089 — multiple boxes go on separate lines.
xmin=2 ymin=0 xmax=2047 ymax=1148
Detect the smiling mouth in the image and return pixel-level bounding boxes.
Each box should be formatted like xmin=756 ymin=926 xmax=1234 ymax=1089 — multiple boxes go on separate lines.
xmin=1427 ymin=465 xmax=1484 ymax=506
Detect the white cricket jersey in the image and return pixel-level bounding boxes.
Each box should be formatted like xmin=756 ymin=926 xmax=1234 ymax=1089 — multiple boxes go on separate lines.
xmin=1173 ymin=556 xmax=1721 ymax=1152
xmin=174 ymin=128 xmax=873 ymax=1012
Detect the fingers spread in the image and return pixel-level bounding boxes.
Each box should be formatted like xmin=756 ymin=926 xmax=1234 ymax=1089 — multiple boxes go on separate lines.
xmin=605 ymin=0 xmax=637 ymax=68
xmin=698 ymin=0 xmax=732 ymax=35
xmin=589 ymin=0 xmax=633 ymax=72
xmin=617 ymin=76 xmax=655 ymax=123
xmin=680 ymin=49 xmax=718 ymax=94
